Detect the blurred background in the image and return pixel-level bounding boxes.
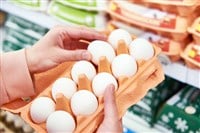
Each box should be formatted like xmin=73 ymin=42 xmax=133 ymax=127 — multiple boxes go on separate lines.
xmin=0 ymin=0 xmax=199 ymax=133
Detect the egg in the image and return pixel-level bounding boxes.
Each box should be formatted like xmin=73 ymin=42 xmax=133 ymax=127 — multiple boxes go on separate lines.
xmin=30 ymin=97 xmax=55 ymax=124
xmin=52 ymin=77 xmax=77 ymax=100
xmin=87 ymin=40 xmax=116 ymax=65
xmin=92 ymin=72 xmax=118 ymax=97
xmin=46 ymin=111 xmax=75 ymax=133
xmin=108 ymin=29 xmax=132 ymax=49
xmin=112 ymin=54 xmax=137 ymax=78
xmin=129 ymin=38 xmax=154 ymax=60
xmin=71 ymin=90 xmax=98 ymax=116
xmin=71 ymin=60 xmax=96 ymax=83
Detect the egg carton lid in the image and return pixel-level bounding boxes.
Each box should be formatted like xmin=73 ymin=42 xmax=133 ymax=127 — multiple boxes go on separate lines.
xmin=107 ymin=1 xmax=189 ymax=34
xmin=139 ymin=0 xmax=200 ymax=6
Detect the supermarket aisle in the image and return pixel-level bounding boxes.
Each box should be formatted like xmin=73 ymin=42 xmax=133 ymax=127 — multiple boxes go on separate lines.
xmin=0 ymin=0 xmax=199 ymax=133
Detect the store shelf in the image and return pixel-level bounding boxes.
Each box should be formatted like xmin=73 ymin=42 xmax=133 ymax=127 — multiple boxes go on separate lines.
xmin=0 ymin=1 xmax=63 ymax=29
xmin=162 ymin=62 xmax=200 ymax=88
xmin=1 ymin=1 xmax=199 ymax=88
xmin=122 ymin=112 xmax=171 ymax=133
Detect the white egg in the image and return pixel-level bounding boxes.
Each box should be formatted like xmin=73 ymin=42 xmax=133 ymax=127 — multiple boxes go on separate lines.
xmin=71 ymin=90 xmax=98 ymax=116
xmin=87 ymin=40 xmax=116 ymax=65
xmin=112 ymin=54 xmax=137 ymax=78
xmin=108 ymin=29 xmax=132 ymax=49
xmin=46 ymin=111 xmax=75 ymax=133
xmin=71 ymin=60 xmax=96 ymax=83
xmin=92 ymin=72 xmax=118 ymax=97
xmin=30 ymin=97 xmax=55 ymax=124
xmin=52 ymin=77 xmax=77 ymax=100
xmin=129 ymin=38 xmax=154 ymax=60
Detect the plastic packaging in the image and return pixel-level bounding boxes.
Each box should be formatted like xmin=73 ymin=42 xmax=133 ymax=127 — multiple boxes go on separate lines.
xmin=130 ymin=0 xmax=200 ymax=17
xmin=55 ymin=0 xmax=108 ymax=11
xmin=188 ymin=17 xmax=200 ymax=44
xmin=107 ymin=20 xmax=185 ymax=61
xmin=181 ymin=43 xmax=200 ymax=69
xmin=108 ymin=0 xmax=190 ymax=41
xmin=48 ymin=1 xmax=107 ymax=30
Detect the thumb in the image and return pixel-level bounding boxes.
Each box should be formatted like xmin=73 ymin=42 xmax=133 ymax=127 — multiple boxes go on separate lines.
xmin=60 ymin=49 xmax=91 ymax=61
xmin=103 ymin=84 xmax=119 ymax=122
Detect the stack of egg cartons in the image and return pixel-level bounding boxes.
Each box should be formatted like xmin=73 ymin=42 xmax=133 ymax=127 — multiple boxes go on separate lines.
xmin=107 ymin=0 xmax=200 ymax=64
xmin=2 ymin=14 xmax=47 ymax=52
xmin=10 ymin=0 xmax=49 ymax=11
xmin=47 ymin=0 xmax=108 ymax=30
xmin=181 ymin=16 xmax=200 ymax=69
xmin=128 ymin=76 xmax=183 ymax=126
xmin=106 ymin=0 xmax=200 ymax=131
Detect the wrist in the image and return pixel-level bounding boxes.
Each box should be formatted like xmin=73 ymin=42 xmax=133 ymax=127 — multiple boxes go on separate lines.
xmin=25 ymin=47 xmax=38 ymax=74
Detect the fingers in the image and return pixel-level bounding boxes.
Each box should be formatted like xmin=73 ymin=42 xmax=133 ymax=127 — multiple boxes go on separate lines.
xmin=58 ymin=25 xmax=107 ymax=41
xmin=60 ymin=49 xmax=91 ymax=61
xmin=103 ymin=84 xmax=119 ymax=122
xmin=75 ymin=26 xmax=107 ymax=41
xmin=63 ymin=40 xmax=89 ymax=50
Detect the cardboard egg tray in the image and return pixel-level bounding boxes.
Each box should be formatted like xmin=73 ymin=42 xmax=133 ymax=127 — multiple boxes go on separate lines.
xmin=130 ymin=0 xmax=200 ymax=17
xmin=1 ymin=40 xmax=164 ymax=133
xmin=107 ymin=0 xmax=191 ymax=41
xmin=181 ymin=42 xmax=200 ymax=69
xmin=107 ymin=20 xmax=186 ymax=62
xmin=188 ymin=17 xmax=200 ymax=44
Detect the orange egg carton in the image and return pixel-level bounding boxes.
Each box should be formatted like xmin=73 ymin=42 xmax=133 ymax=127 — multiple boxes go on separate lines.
xmin=181 ymin=42 xmax=200 ymax=69
xmin=107 ymin=20 xmax=186 ymax=61
xmin=130 ymin=0 xmax=200 ymax=17
xmin=107 ymin=0 xmax=191 ymax=41
xmin=188 ymin=17 xmax=200 ymax=44
xmin=1 ymin=39 xmax=164 ymax=132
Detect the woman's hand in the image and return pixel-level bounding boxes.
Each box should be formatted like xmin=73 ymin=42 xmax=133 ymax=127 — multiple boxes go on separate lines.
xmin=97 ymin=84 xmax=123 ymax=133
xmin=26 ymin=25 xmax=106 ymax=74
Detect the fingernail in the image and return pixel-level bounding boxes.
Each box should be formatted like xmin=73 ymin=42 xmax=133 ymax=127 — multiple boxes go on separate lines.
xmin=82 ymin=51 xmax=91 ymax=60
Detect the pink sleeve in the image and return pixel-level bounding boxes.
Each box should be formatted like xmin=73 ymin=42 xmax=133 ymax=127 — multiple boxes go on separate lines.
xmin=0 ymin=49 xmax=35 ymax=106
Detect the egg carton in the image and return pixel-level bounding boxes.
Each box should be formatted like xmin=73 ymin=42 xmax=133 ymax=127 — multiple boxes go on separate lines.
xmin=47 ymin=1 xmax=107 ymax=31
xmin=107 ymin=20 xmax=188 ymax=62
xmin=10 ymin=0 xmax=49 ymax=11
xmin=130 ymin=0 xmax=200 ymax=17
xmin=55 ymin=0 xmax=108 ymax=11
xmin=0 ymin=110 xmax=34 ymax=133
xmin=107 ymin=0 xmax=191 ymax=41
xmin=188 ymin=17 xmax=200 ymax=44
xmin=181 ymin=42 xmax=200 ymax=69
xmin=1 ymin=39 xmax=164 ymax=132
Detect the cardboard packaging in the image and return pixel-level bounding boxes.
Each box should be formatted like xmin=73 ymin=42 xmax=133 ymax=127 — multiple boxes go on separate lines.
xmin=156 ymin=85 xmax=200 ymax=133
xmin=188 ymin=17 xmax=200 ymax=44
xmin=128 ymin=76 xmax=182 ymax=126
xmin=107 ymin=0 xmax=191 ymax=41
xmin=130 ymin=0 xmax=200 ymax=17
xmin=1 ymin=38 xmax=164 ymax=132
xmin=181 ymin=42 xmax=200 ymax=69
xmin=107 ymin=20 xmax=187 ymax=62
